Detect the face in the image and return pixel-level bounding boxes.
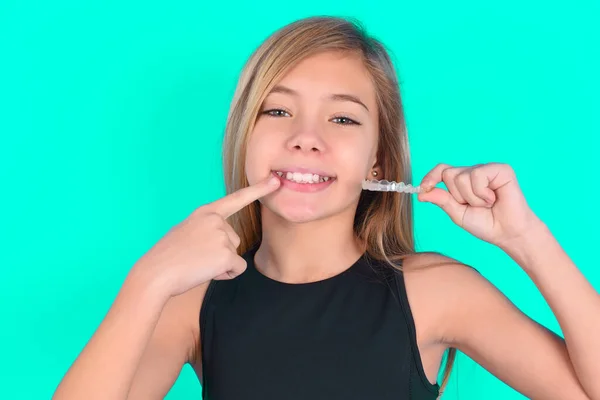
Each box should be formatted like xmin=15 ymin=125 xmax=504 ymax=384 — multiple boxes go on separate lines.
xmin=245 ymin=51 xmax=380 ymax=223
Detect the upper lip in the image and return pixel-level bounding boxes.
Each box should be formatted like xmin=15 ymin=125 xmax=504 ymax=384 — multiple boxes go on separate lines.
xmin=272 ymin=167 xmax=335 ymax=178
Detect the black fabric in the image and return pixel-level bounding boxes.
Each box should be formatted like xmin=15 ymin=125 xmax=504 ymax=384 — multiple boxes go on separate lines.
xmin=200 ymin=245 xmax=439 ymax=400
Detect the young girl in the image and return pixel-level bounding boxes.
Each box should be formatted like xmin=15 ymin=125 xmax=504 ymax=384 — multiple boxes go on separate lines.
xmin=54 ymin=16 xmax=600 ymax=400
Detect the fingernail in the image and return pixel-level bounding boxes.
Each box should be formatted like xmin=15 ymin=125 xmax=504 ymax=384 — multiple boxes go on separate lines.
xmin=268 ymin=176 xmax=280 ymax=186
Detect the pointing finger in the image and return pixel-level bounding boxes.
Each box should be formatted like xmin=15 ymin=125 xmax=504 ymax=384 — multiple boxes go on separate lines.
xmin=208 ymin=175 xmax=281 ymax=219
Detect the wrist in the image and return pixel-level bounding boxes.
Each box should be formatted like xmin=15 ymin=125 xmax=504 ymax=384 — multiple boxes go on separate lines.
xmin=498 ymin=220 xmax=555 ymax=272
xmin=125 ymin=261 xmax=174 ymax=307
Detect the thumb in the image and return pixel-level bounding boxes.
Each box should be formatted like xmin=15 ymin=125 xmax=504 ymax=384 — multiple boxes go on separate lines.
xmin=418 ymin=187 xmax=466 ymax=225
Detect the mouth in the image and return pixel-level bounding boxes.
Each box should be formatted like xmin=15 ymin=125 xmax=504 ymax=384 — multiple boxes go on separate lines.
xmin=272 ymin=170 xmax=335 ymax=184
xmin=270 ymin=168 xmax=336 ymax=193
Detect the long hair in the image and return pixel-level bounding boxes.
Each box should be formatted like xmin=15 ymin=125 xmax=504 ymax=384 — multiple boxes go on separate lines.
xmin=221 ymin=16 xmax=456 ymax=395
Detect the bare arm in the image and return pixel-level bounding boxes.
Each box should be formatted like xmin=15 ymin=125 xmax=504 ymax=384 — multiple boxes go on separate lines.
xmin=410 ymin=234 xmax=599 ymax=400
xmin=53 ymin=270 xmax=207 ymax=400
xmin=53 ymin=175 xmax=281 ymax=399
xmin=441 ymin=262 xmax=591 ymax=399
xmin=127 ymin=282 xmax=207 ymax=399
xmin=415 ymin=163 xmax=599 ymax=399
xmin=496 ymin=222 xmax=600 ymax=399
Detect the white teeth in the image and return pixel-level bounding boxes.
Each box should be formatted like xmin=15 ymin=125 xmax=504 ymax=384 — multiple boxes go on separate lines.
xmin=274 ymin=170 xmax=333 ymax=184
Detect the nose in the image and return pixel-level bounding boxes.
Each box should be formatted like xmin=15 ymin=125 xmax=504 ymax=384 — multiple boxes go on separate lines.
xmin=285 ymin=120 xmax=326 ymax=154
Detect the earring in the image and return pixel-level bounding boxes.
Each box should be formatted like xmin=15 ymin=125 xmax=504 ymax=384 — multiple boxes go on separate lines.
xmin=371 ymin=170 xmax=378 ymax=177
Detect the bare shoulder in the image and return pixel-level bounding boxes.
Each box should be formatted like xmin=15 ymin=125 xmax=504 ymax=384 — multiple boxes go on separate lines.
xmin=402 ymin=252 xmax=483 ymax=287
xmin=401 ymin=252 xmax=489 ymax=345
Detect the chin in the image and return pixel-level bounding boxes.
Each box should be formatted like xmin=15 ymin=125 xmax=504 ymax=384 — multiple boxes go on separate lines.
xmin=261 ymin=196 xmax=331 ymax=224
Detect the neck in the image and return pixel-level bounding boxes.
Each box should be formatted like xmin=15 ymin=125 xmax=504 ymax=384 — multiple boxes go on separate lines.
xmin=255 ymin=206 xmax=364 ymax=284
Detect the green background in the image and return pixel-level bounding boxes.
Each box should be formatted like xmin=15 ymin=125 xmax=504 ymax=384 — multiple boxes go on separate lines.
xmin=1 ymin=1 xmax=598 ymax=398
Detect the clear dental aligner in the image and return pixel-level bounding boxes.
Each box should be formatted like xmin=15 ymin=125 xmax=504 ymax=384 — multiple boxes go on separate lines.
xmin=362 ymin=179 xmax=423 ymax=194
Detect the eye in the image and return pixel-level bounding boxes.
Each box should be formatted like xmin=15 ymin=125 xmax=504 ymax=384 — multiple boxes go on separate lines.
xmin=262 ymin=108 xmax=291 ymax=117
xmin=331 ymin=115 xmax=361 ymax=126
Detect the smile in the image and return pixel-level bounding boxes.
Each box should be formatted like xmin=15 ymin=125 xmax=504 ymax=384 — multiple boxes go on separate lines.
xmin=273 ymin=170 xmax=333 ymax=184
xmin=270 ymin=169 xmax=336 ymax=193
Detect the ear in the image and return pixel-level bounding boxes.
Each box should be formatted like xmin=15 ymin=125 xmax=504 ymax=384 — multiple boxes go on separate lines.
xmin=367 ymin=159 xmax=383 ymax=180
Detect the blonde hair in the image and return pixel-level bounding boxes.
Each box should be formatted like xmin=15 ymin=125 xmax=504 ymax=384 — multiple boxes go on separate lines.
xmin=222 ymin=15 xmax=455 ymax=396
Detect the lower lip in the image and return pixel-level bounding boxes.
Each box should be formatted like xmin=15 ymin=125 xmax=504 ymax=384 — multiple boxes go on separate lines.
xmin=272 ymin=171 xmax=335 ymax=193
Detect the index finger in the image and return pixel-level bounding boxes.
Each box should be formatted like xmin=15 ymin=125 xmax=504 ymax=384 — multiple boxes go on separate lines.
xmin=420 ymin=163 xmax=464 ymax=192
xmin=208 ymin=175 xmax=281 ymax=218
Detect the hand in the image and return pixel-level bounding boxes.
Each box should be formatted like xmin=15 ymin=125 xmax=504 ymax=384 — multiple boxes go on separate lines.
xmin=131 ymin=175 xmax=281 ymax=298
xmin=417 ymin=162 xmax=541 ymax=248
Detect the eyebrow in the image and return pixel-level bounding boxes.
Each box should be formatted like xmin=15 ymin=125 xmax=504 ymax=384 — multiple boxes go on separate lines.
xmin=268 ymin=84 xmax=370 ymax=112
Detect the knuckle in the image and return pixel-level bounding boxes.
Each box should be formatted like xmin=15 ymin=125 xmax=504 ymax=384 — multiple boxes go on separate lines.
xmin=503 ymin=163 xmax=515 ymax=175
xmin=470 ymin=167 xmax=482 ymax=178
xmin=457 ymin=171 xmax=470 ymax=183
xmin=441 ymin=168 xmax=453 ymax=181
xmin=206 ymin=212 xmax=224 ymax=226
xmin=234 ymin=257 xmax=247 ymax=272
xmin=217 ymin=229 xmax=230 ymax=245
xmin=192 ymin=205 xmax=209 ymax=217
xmin=436 ymin=162 xmax=451 ymax=171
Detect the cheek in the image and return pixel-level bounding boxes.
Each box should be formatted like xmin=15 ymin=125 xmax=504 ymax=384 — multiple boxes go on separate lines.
xmin=244 ymin=131 xmax=279 ymax=184
xmin=335 ymin=140 xmax=374 ymax=181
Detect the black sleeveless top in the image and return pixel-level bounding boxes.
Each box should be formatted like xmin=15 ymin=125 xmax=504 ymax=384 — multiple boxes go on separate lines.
xmin=200 ymin=245 xmax=440 ymax=400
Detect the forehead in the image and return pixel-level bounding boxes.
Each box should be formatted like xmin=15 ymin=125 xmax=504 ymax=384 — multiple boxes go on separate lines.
xmin=274 ymin=51 xmax=377 ymax=106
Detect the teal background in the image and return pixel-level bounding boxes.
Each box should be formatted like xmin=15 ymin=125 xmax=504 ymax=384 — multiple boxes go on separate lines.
xmin=1 ymin=1 xmax=598 ymax=398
